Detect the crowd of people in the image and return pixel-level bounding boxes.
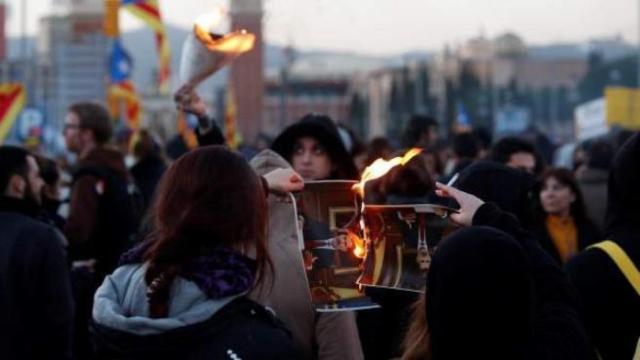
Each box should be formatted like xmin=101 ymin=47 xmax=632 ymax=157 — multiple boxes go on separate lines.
xmin=0 ymin=90 xmax=639 ymax=360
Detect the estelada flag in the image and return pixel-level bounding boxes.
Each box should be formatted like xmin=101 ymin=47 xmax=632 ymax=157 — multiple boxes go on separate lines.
xmin=121 ymin=0 xmax=171 ymax=94
xmin=0 ymin=84 xmax=26 ymax=144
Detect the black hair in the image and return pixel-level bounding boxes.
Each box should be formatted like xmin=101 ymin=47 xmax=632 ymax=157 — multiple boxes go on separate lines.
xmin=490 ymin=137 xmax=536 ymax=164
xmin=68 ymin=102 xmax=113 ymax=145
xmin=402 ymin=114 xmax=438 ymax=148
xmin=536 ymin=168 xmax=590 ymax=224
xmin=453 ymin=132 xmax=480 ymax=159
xmin=586 ymin=139 xmax=614 ymax=170
xmin=36 ymin=156 xmax=60 ymax=187
xmin=472 ymin=127 xmax=493 ymax=150
xmin=0 ymin=146 xmax=31 ymax=193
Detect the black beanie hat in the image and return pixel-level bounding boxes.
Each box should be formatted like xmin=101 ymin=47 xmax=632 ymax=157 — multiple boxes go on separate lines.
xmin=271 ymin=114 xmax=358 ymax=180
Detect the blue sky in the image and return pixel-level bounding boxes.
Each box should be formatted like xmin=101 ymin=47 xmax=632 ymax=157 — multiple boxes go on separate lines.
xmin=7 ymin=0 xmax=638 ymax=55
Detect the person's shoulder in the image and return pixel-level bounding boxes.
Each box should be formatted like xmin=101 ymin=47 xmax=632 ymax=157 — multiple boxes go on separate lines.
xmin=200 ymin=297 xmax=296 ymax=358
xmin=5 ymin=212 xmax=56 ymax=236
xmin=567 ymin=245 xmax=607 ymax=267
xmin=2 ymin=214 xmax=65 ymax=253
xmin=565 ymin=244 xmax=613 ymax=286
xmin=221 ymin=297 xmax=291 ymax=332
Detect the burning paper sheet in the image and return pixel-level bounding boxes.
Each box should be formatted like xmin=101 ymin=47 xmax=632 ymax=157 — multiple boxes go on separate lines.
xmin=357 ymin=204 xmax=456 ymax=292
xmin=296 ymin=180 xmax=379 ymax=312
xmin=353 ymin=148 xmax=458 ymax=292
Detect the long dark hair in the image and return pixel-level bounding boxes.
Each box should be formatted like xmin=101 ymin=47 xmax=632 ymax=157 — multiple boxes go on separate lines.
xmin=536 ymin=167 xmax=589 ymax=223
xmin=143 ymin=146 xmax=270 ymax=317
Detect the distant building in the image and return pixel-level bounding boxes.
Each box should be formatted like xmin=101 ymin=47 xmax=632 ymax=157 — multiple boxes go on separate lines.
xmin=38 ymin=2 xmax=108 ymax=131
xmin=262 ymin=79 xmax=351 ymax=137
xmin=230 ymin=0 xmax=264 ymax=145
xmin=353 ymin=61 xmax=434 ymax=140
xmin=492 ymin=58 xmax=587 ymax=89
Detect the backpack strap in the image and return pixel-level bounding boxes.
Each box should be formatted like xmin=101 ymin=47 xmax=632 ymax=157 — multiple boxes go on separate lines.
xmin=589 ymin=240 xmax=640 ymax=296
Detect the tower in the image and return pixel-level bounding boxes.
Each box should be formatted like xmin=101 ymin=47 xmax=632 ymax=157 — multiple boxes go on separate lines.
xmin=230 ymin=0 xmax=264 ymax=145
xmin=0 ymin=1 xmax=5 ymax=60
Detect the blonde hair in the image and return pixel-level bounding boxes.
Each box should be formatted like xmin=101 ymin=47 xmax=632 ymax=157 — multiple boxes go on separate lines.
xmin=401 ymin=293 xmax=431 ymax=360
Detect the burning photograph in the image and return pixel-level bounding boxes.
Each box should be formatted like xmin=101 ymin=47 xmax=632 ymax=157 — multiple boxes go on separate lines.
xmin=297 ymin=181 xmax=379 ymax=311
xmin=358 ymin=204 xmax=456 ymax=292
xmin=352 ymin=148 xmax=458 ymax=292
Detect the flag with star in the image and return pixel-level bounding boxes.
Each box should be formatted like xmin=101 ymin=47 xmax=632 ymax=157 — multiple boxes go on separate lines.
xmin=108 ymin=39 xmax=142 ymax=129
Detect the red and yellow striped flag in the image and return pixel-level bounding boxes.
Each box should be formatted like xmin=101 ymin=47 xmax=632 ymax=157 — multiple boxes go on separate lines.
xmin=121 ymin=0 xmax=171 ymax=94
xmin=0 ymin=84 xmax=26 ymax=144
xmin=108 ymin=81 xmax=142 ymax=130
xmin=224 ymin=86 xmax=242 ymax=150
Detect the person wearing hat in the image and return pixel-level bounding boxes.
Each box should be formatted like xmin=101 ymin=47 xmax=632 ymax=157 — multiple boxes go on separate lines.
xmin=271 ymin=114 xmax=359 ymax=181
xmin=269 ymin=114 xmax=363 ymax=359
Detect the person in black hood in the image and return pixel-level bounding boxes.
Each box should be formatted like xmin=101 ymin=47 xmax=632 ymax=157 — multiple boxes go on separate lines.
xmin=271 ymin=113 xmax=359 ymax=180
xmin=565 ymin=132 xmax=640 ymax=360
xmin=0 ymin=146 xmax=74 ymax=360
xmin=402 ymin=176 xmax=594 ymax=359
xmin=427 ymin=227 xmax=535 ymax=359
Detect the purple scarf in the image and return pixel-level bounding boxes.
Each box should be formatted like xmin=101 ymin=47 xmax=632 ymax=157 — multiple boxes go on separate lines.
xmin=119 ymin=241 xmax=257 ymax=299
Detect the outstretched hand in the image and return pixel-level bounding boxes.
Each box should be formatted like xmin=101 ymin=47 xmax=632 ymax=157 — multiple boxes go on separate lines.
xmin=174 ymin=85 xmax=207 ymax=118
xmin=264 ymin=168 xmax=304 ymax=194
xmin=435 ymin=182 xmax=485 ymax=227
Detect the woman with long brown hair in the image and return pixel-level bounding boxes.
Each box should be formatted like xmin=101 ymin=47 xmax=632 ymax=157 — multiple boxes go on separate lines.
xmin=91 ymin=146 xmax=300 ymax=359
xmin=532 ymin=168 xmax=601 ymax=265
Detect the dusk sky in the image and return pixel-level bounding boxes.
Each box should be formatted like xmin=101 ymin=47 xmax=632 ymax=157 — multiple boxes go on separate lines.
xmin=6 ymin=0 xmax=639 ymax=55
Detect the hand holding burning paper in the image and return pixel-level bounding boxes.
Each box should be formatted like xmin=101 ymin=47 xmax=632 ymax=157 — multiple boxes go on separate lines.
xmin=176 ymin=8 xmax=255 ymax=106
xmin=353 ymin=148 xmax=459 ymax=292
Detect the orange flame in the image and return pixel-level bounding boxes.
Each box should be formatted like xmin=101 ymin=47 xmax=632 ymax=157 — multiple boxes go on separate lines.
xmin=346 ymin=231 xmax=366 ymax=259
xmin=352 ymin=148 xmax=422 ymax=197
xmin=194 ymin=7 xmax=256 ymax=54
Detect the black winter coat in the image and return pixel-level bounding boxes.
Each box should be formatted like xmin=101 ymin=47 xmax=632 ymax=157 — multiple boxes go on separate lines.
xmin=0 ymin=196 xmax=74 ymax=360
xmin=468 ymin=203 xmax=595 ymax=360
xmin=130 ymin=154 xmax=167 ymax=212
xmin=565 ymin=132 xmax=640 ymax=360
xmin=91 ymin=297 xmax=296 ymax=360
xmin=531 ymin=217 xmax=602 ymax=265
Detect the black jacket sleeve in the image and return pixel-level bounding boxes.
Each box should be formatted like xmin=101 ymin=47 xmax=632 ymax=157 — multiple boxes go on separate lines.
xmin=38 ymin=228 xmax=74 ymax=360
xmin=195 ymin=115 xmax=225 ymax=147
xmin=472 ymin=202 xmax=596 ymax=360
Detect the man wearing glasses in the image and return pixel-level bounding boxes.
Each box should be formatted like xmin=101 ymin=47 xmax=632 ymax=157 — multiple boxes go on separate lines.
xmin=62 ymin=102 xmax=135 ymax=358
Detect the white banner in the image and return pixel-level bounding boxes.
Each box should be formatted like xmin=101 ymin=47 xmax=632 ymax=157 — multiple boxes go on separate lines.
xmin=574 ymin=98 xmax=608 ymax=141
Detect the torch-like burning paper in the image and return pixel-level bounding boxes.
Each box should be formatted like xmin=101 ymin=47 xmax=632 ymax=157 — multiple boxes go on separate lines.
xmin=179 ymin=8 xmax=256 ymax=89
